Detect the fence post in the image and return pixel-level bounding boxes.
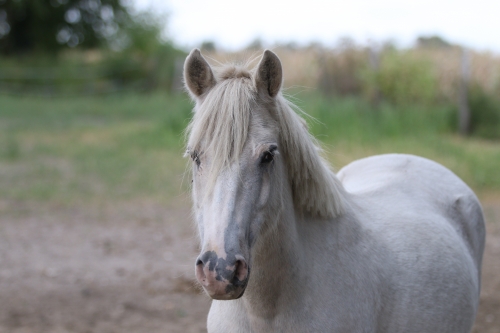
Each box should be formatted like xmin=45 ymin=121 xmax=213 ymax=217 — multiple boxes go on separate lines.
xmin=368 ymin=45 xmax=381 ymax=109
xmin=317 ymin=50 xmax=334 ymax=96
xmin=458 ymin=48 xmax=471 ymax=135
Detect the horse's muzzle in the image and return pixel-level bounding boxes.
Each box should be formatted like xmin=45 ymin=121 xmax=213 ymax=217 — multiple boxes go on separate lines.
xmin=195 ymin=251 xmax=249 ymax=300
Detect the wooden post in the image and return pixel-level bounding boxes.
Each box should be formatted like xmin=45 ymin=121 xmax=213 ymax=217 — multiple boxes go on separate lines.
xmin=458 ymin=48 xmax=471 ymax=135
xmin=318 ymin=50 xmax=334 ymax=96
xmin=368 ymin=45 xmax=380 ymax=109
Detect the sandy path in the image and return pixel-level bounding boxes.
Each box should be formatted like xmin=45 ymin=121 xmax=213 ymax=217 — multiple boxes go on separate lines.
xmin=0 ymin=199 xmax=210 ymax=333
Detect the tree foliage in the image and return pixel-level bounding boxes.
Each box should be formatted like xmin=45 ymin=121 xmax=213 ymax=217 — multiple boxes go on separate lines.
xmin=0 ymin=0 xmax=138 ymax=55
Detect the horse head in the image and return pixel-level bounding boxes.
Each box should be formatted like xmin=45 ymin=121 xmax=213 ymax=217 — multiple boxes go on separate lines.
xmin=184 ymin=49 xmax=285 ymax=300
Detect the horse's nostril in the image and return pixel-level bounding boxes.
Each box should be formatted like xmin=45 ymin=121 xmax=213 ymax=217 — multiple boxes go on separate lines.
xmin=195 ymin=261 xmax=207 ymax=285
xmin=233 ymin=258 xmax=249 ymax=282
xmin=195 ymin=256 xmax=209 ymax=285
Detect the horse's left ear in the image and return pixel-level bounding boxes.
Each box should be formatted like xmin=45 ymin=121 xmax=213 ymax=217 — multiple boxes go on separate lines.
xmin=254 ymin=50 xmax=283 ymax=98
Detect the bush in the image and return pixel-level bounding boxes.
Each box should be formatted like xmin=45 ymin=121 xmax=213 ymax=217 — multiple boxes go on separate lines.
xmin=101 ymin=43 xmax=184 ymax=92
xmin=361 ymin=50 xmax=438 ymax=106
xmin=468 ymin=84 xmax=500 ymax=139
xmin=0 ymin=8 xmax=185 ymax=97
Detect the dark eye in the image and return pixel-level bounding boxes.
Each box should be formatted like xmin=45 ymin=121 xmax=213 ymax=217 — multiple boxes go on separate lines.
xmin=191 ymin=151 xmax=201 ymax=167
xmin=261 ymin=151 xmax=274 ymax=164
xmin=260 ymin=145 xmax=277 ymax=164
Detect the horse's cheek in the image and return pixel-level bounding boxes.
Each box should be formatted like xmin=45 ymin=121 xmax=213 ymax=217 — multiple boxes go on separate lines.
xmin=192 ymin=166 xmax=208 ymax=211
xmin=257 ymin=171 xmax=272 ymax=208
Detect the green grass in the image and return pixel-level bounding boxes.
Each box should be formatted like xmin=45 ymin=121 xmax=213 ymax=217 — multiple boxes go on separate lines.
xmin=0 ymin=92 xmax=194 ymax=204
xmin=1 ymin=92 xmax=499 ymax=206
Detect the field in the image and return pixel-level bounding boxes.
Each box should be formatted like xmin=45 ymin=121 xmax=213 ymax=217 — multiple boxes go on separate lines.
xmin=0 ymin=92 xmax=499 ymax=332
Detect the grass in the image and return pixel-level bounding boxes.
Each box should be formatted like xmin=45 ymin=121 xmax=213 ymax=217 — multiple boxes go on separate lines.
xmin=1 ymin=91 xmax=499 ymax=207
xmin=0 ymin=92 xmax=194 ymax=205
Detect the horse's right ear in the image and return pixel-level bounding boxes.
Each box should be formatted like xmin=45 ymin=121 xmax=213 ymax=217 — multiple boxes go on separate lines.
xmin=184 ymin=49 xmax=216 ymax=99
xmin=254 ymin=50 xmax=283 ymax=98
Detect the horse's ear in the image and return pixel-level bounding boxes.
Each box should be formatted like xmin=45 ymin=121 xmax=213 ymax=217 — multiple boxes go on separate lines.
xmin=254 ymin=50 xmax=283 ymax=98
xmin=184 ymin=49 xmax=216 ymax=98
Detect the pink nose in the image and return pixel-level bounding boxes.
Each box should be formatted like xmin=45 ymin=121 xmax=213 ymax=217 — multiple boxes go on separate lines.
xmin=195 ymin=251 xmax=249 ymax=300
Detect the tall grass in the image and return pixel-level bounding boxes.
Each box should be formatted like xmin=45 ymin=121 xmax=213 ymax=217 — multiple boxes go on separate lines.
xmin=293 ymin=93 xmax=453 ymax=141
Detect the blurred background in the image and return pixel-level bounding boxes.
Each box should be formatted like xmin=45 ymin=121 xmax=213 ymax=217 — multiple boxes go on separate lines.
xmin=0 ymin=0 xmax=499 ymax=332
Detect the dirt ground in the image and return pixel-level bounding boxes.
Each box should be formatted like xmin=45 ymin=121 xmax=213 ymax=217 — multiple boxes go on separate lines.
xmin=0 ymin=196 xmax=499 ymax=333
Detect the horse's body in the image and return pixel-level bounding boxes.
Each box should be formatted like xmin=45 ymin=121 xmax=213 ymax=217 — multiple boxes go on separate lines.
xmin=183 ymin=49 xmax=485 ymax=333
xmin=208 ymin=154 xmax=484 ymax=333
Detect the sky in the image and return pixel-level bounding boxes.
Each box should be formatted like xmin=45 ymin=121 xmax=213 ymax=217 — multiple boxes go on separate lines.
xmin=133 ymin=0 xmax=500 ymax=53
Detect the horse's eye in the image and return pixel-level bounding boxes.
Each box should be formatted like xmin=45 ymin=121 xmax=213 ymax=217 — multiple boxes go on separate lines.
xmin=191 ymin=151 xmax=201 ymax=167
xmin=261 ymin=145 xmax=278 ymax=165
xmin=261 ymin=151 xmax=274 ymax=164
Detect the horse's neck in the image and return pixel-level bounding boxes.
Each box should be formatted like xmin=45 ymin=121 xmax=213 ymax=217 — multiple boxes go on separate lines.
xmin=242 ymin=204 xmax=306 ymax=320
xmin=242 ymin=199 xmax=346 ymax=323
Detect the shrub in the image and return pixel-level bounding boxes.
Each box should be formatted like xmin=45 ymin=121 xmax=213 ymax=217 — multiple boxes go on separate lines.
xmin=468 ymin=83 xmax=500 ymax=139
xmin=361 ymin=50 xmax=438 ymax=106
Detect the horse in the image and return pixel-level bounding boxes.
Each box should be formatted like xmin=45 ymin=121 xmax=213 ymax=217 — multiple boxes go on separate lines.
xmin=183 ymin=49 xmax=485 ymax=332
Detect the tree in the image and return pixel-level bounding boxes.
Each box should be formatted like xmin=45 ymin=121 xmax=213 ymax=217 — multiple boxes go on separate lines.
xmin=0 ymin=0 xmax=135 ymax=55
xmin=416 ymin=35 xmax=454 ymax=49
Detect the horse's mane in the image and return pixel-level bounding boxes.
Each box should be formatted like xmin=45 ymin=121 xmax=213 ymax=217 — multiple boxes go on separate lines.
xmin=186 ymin=61 xmax=346 ymax=219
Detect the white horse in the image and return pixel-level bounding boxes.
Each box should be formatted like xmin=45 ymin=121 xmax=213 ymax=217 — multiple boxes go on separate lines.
xmin=183 ymin=49 xmax=485 ymax=333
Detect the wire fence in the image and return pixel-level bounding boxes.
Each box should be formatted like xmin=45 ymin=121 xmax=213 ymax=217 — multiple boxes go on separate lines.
xmin=0 ymin=58 xmax=185 ymax=97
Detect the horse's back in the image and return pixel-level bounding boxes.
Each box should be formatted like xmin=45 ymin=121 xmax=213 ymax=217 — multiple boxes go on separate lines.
xmin=338 ymin=154 xmax=485 ymax=332
xmin=338 ymin=153 xmax=484 ymax=265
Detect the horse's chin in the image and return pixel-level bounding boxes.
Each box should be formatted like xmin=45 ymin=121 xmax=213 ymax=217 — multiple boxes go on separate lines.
xmin=208 ymin=290 xmax=246 ymax=300
xmin=206 ymin=281 xmax=248 ymax=300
